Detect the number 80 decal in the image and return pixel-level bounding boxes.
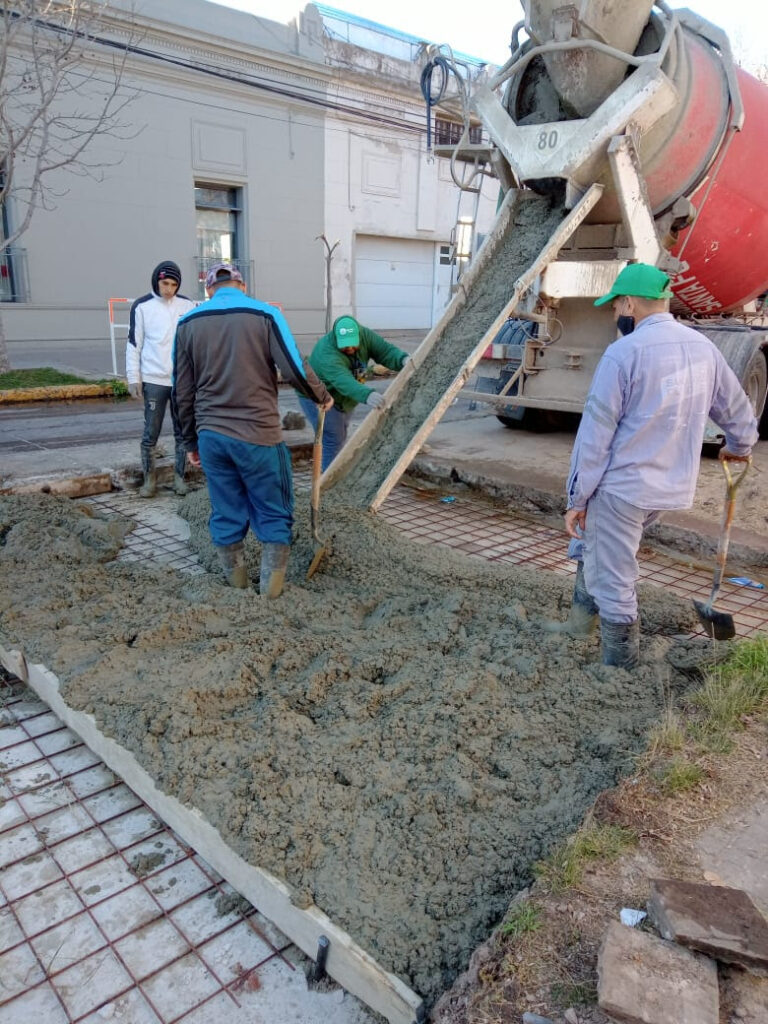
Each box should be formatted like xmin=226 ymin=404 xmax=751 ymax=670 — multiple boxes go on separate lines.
xmin=537 ymin=130 xmax=559 ymax=150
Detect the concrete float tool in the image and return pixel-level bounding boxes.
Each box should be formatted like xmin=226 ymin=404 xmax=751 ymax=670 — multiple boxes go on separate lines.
xmin=307 ymin=406 xmax=331 ymax=578
xmin=694 ymin=456 xmax=751 ymax=640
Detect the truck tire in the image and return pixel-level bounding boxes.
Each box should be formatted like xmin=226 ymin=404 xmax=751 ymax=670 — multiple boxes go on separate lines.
xmin=496 ymin=412 xmax=527 ymax=429
xmin=496 ymin=409 xmax=579 ymax=433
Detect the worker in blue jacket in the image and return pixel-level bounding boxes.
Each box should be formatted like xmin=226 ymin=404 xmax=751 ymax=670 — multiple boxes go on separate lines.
xmin=550 ymin=263 xmax=758 ymax=668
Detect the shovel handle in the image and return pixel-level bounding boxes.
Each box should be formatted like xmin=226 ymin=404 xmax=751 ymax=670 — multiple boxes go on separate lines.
xmin=310 ymin=407 xmax=325 ymax=523
xmin=720 ymin=453 xmax=751 ymax=496
xmin=710 ymin=455 xmax=751 ymax=599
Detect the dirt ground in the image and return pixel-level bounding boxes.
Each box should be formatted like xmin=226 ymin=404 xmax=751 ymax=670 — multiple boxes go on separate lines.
xmin=0 ymin=489 xmax=715 ymax=1008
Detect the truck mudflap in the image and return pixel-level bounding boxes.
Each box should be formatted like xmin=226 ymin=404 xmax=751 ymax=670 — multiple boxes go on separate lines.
xmin=695 ymin=325 xmax=768 ymax=443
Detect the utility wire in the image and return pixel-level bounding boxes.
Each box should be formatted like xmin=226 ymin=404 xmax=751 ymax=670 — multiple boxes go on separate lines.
xmin=21 ymin=11 xmax=433 ymax=137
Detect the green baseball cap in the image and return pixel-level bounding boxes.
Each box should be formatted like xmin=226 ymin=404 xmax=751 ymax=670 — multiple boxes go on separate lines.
xmin=594 ymin=263 xmax=674 ymax=306
xmin=334 ymin=316 xmax=360 ymax=348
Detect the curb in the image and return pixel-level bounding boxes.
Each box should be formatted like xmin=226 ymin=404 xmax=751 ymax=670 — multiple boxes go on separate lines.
xmin=0 ymin=383 xmax=121 ymax=404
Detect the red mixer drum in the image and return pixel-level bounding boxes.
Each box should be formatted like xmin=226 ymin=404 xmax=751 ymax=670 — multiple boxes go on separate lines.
xmin=511 ymin=20 xmax=768 ymax=312
xmin=668 ymin=64 xmax=768 ymax=312
xmin=619 ymin=27 xmax=768 ymax=313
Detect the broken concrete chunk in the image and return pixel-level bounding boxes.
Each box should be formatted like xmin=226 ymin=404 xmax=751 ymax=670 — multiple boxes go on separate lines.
xmin=648 ymin=879 xmax=768 ymax=977
xmin=598 ymin=920 xmax=718 ymax=1024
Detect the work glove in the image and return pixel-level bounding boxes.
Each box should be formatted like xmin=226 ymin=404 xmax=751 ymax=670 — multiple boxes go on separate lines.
xmin=366 ymin=390 xmax=385 ymax=409
xmin=400 ymin=355 xmax=410 ymax=369
xmin=128 ymin=381 xmax=142 ymax=400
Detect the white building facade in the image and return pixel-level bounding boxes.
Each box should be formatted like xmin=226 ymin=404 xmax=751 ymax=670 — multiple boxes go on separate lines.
xmin=1 ymin=0 xmax=498 ymax=355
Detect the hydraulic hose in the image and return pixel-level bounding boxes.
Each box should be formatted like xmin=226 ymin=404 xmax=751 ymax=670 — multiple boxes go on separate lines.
xmin=420 ymin=55 xmax=450 ymax=150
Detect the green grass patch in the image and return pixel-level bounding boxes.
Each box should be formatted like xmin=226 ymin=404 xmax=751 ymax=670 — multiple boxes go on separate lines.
xmin=534 ymin=824 xmax=636 ymax=894
xmin=687 ymin=635 xmax=768 ymax=750
xmin=658 ymin=756 xmax=704 ymax=796
xmin=646 ymin=706 xmax=686 ymax=758
xmin=500 ymin=901 xmax=541 ymax=939
xmin=0 ymin=367 xmax=127 ymax=397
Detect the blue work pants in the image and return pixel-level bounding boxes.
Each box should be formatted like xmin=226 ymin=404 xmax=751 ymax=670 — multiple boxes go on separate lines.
xmin=568 ymin=489 xmax=660 ymax=623
xmin=298 ymin=396 xmax=353 ymax=472
xmin=197 ymin=429 xmax=294 ymax=546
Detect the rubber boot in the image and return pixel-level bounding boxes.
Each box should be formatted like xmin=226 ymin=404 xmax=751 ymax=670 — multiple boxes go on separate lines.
xmin=139 ymin=447 xmax=156 ymax=498
xmin=173 ymin=449 xmax=188 ymax=496
xmin=216 ymin=542 xmax=248 ymax=589
xmin=600 ymin=618 xmax=640 ymax=669
xmin=259 ymin=543 xmax=290 ymax=599
xmin=543 ymin=561 xmax=599 ymax=635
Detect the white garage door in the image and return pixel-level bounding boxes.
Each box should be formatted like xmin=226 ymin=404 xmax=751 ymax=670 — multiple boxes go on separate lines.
xmin=355 ymin=236 xmax=436 ymax=330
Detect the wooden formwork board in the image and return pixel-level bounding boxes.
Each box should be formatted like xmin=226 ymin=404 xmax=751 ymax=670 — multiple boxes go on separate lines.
xmin=0 ymin=643 xmax=425 ymax=1024
xmin=0 ymin=473 xmax=114 ymax=498
xmin=322 ymin=183 xmax=604 ymax=512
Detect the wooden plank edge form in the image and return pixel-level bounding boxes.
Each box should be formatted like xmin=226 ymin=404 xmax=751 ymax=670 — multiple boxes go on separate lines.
xmin=0 ymin=473 xmax=114 ymax=497
xmin=0 ymin=642 xmax=425 ymax=1024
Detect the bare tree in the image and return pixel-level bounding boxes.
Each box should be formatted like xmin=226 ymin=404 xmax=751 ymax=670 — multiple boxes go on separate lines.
xmin=0 ymin=0 xmax=138 ymax=372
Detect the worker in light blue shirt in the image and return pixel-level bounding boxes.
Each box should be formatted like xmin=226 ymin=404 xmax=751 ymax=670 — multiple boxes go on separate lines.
xmin=550 ymin=263 xmax=758 ymax=669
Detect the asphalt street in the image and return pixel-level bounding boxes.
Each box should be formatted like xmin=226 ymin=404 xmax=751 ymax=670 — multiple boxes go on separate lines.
xmin=1 ymin=333 xmax=495 ymax=461
xmin=0 ymin=390 xmax=315 ymax=457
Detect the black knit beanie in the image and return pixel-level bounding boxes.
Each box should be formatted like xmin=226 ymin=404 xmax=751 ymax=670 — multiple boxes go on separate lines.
xmin=152 ymin=260 xmax=182 ymax=292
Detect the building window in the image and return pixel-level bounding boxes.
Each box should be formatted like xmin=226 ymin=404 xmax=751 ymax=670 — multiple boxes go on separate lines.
xmin=194 ymin=183 xmax=245 ymax=297
xmin=434 ymin=118 xmax=482 ymax=146
xmin=439 ymin=245 xmax=452 ymax=266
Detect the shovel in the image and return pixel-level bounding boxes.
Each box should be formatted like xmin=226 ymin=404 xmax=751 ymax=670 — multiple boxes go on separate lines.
xmin=307 ymin=406 xmax=330 ymax=579
xmin=693 ymin=455 xmax=751 ymax=640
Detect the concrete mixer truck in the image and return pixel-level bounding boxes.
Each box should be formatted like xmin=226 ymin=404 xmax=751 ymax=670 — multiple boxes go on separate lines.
xmin=427 ymin=0 xmax=768 ymax=443
xmin=323 ymin=1 xmax=768 ymax=512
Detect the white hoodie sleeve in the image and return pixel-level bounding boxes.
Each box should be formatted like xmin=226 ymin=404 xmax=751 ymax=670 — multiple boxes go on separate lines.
xmin=125 ymin=299 xmax=145 ymax=384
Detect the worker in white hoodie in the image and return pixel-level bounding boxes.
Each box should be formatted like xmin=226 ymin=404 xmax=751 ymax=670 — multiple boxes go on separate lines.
xmin=126 ymin=260 xmax=195 ymax=497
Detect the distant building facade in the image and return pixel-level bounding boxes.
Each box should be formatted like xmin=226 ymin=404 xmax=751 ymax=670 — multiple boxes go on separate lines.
xmin=1 ymin=0 xmax=497 ymax=357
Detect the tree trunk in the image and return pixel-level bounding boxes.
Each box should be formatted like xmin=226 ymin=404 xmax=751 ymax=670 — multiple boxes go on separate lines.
xmin=0 ymin=310 xmax=10 ymax=374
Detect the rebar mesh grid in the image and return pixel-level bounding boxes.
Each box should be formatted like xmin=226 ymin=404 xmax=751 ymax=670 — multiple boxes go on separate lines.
xmin=88 ymin=478 xmax=768 ymax=635
xmin=377 ymin=485 xmax=768 ymax=637
xmin=0 ymin=676 xmax=353 ymax=1024
xmin=85 ymin=492 xmax=206 ymax=576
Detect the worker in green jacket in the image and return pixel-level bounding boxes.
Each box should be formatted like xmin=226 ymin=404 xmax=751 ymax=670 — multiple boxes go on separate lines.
xmin=298 ymin=315 xmax=409 ymax=470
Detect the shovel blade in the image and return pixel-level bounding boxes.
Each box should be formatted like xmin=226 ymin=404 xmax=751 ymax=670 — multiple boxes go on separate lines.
xmin=692 ymin=599 xmax=736 ymax=641
xmin=306 ymin=544 xmax=328 ymax=580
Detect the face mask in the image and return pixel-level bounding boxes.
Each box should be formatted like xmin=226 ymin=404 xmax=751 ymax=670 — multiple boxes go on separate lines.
xmin=617 ymin=315 xmax=635 ymax=336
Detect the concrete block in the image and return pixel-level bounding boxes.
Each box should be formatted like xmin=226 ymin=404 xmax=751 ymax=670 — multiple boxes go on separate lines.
xmin=597 ymin=920 xmax=718 ymax=1024
xmin=648 ymin=879 xmax=768 ymax=976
